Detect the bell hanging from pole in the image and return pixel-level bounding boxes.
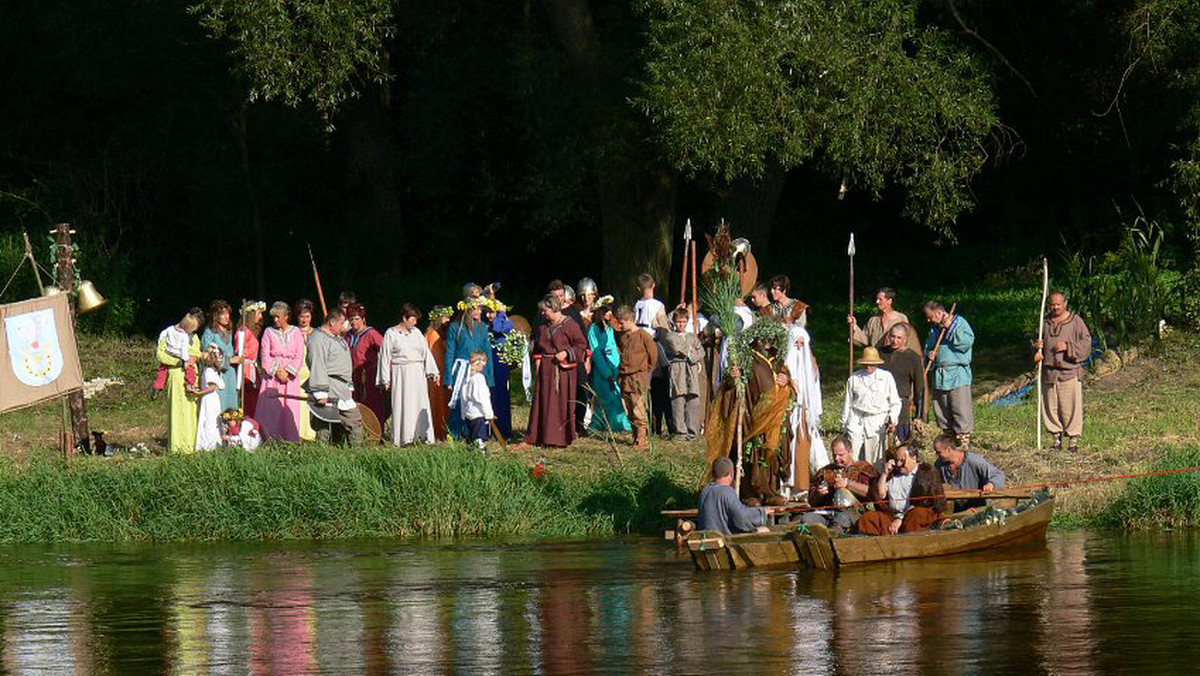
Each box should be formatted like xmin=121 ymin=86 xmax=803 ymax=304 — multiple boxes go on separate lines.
xmin=76 ymin=280 xmax=107 ymax=314
xmin=42 ymin=284 xmax=63 ymax=297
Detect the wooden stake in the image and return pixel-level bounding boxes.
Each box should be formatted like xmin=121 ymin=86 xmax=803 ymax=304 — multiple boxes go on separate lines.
xmin=54 ymin=223 xmax=89 ymax=453
xmin=847 ymin=234 xmax=856 ymax=376
xmin=690 ymin=239 xmax=698 ymax=333
xmin=1036 ymin=257 xmax=1049 ymax=450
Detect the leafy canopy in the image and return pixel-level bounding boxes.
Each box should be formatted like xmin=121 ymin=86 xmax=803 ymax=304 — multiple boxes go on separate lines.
xmin=636 ymin=0 xmax=998 ymax=235
xmin=190 ymin=0 xmax=394 ymax=118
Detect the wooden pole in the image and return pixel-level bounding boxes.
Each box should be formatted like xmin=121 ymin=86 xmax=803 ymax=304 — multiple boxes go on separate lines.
xmin=690 ymin=239 xmax=698 ymax=333
xmin=1036 ymin=257 xmax=1049 ymax=450
xmin=847 ymin=233 xmax=856 ymax=376
xmin=54 ymin=223 xmax=88 ymax=454
xmin=21 ymin=232 xmax=45 ymax=292
xmin=308 ymin=244 xmax=328 ymax=318
xmin=679 ymin=219 xmax=691 ymax=310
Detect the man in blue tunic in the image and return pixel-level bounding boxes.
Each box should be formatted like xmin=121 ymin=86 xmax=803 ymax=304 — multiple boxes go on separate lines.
xmin=923 ymin=300 xmax=976 ymax=448
xmin=698 ymin=458 xmax=769 ymax=534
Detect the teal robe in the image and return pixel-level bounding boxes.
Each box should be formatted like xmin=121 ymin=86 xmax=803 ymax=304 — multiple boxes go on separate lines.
xmin=925 ymin=316 xmax=975 ymax=390
xmin=588 ymin=323 xmax=631 ymax=432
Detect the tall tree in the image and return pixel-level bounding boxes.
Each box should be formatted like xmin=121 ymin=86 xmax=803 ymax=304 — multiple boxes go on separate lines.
xmin=636 ymin=0 xmax=1000 ymax=242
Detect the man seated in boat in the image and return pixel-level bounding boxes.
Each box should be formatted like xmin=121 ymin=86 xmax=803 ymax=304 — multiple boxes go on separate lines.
xmin=698 ymin=457 xmax=770 ymax=534
xmin=933 ymin=433 xmax=1006 ymax=511
xmin=857 ymin=444 xmax=947 ymax=536
xmin=800 ymin=435 xmax=878 ymax=533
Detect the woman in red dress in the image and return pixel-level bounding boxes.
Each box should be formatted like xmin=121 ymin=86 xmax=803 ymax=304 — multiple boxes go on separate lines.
xmin=346 ymin=303 xmax=388 ymax=425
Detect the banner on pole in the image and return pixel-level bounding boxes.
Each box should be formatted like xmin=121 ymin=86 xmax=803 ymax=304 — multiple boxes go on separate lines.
xmin=0 ymin=294 xmax=84 ymax=413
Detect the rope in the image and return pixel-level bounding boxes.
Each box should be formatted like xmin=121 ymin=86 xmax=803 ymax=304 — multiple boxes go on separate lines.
xmin=791 ymin=464 xmax=1200 ymax=515
xmin=0 ymin=255 xmax=28 ymax=298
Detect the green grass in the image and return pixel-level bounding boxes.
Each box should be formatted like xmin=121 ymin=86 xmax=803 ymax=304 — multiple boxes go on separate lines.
xmin=0 ymin=444 xmax=696 ymax=543
xmin=1101 ymin=446 xmax=1200 ymax=529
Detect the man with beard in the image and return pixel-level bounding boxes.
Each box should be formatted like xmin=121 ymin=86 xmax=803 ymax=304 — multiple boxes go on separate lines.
xmin=1034 ymin=292 xmax=1092 ymax=453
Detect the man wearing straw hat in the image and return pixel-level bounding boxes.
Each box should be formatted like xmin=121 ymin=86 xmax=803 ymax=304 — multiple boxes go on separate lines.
xmin=842 ymin=346 xmax=902 ymax=467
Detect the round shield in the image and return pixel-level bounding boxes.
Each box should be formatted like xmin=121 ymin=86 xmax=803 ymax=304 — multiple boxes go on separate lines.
xmin=700 ymin=250 xmax=758 ymax=296
xmin=509 ymin=314 xmax=532 ymax=336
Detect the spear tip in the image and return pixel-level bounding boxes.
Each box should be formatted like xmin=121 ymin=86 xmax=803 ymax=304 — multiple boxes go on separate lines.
xmin=847 ymin=233 xmax=856 ymax=256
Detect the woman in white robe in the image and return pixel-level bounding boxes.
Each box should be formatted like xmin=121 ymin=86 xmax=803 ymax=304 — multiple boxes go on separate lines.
xmin=378 ymin=303 xmax=441 ymax=445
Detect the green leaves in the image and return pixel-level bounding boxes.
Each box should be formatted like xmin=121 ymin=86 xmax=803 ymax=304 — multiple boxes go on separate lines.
xmin=636 ymin=0 xmax=997 ymax=234
xmin=190 ymin=0 xmax=395 ymax=119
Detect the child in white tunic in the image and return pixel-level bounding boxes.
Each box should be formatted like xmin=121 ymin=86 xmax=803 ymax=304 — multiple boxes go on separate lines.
xmin=195 ymin=348 xmax=226 ymax=450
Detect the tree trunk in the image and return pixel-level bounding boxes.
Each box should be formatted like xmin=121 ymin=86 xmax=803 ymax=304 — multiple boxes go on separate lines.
xmin=600 ymin=165 xmax=677 ymax=302
xmin=541 ymin=0 xmax=676 ymax=300
xmin=720 ymin=155 xmax=787 ymax=251
xmin=231 ymin=105 xmax=266 ymax=298
xmin=337 ymin=77 xmax=403 ymax=275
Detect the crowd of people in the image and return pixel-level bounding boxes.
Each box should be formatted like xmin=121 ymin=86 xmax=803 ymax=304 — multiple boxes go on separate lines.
xmin=155 ymin=267 xmax=1093 ymax=540
xmin=697 ymin=287 xmax=1092 ymax=537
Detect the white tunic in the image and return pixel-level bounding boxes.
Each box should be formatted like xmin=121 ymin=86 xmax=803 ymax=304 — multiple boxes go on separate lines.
xmin=842 ymin=368 xmax=902 ymax=427
xmin=634 ymin=298 xmax=668 ymax=336
xmin=378 ymin=326 xmax=440 ymax=445
xmin=195 ymin=366 xmax=225 ymax=450
xmin=461 ymin=371 xmax=495 ymax=421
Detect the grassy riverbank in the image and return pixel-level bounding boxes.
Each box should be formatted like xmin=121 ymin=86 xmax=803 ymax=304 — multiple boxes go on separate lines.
xmin=0 ymin=445 xmax=698 ymax=542
xmin=0 ymin=300 xmax=1198 ymax=541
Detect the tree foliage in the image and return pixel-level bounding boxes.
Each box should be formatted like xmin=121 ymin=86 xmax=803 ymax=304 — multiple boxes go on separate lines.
xmin=190 ymin=0 xmax=394 ymax=118
xmin=636 ymin=0 xmax=998 ymax=235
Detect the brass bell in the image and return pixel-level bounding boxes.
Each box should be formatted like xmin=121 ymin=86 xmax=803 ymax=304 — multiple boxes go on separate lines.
xmin=42 ymin=284 xmax=63 ymax=297
xmin=732 ymin=238 xmax=752 ymax=260
xmin=76 ymin=280 xmax=107 ymax=314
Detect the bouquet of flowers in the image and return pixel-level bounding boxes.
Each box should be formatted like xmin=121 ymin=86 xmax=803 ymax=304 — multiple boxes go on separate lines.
xmin=494 ymin=329 xmax=529 ymax=367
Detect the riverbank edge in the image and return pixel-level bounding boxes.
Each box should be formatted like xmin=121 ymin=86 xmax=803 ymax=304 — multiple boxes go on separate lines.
xmin=0 ymin=439 xmax=1188 ymax=543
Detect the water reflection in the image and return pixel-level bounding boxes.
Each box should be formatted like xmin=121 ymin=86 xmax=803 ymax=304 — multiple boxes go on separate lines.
xmin=0 ymin=533 xmax=1199 ymax=674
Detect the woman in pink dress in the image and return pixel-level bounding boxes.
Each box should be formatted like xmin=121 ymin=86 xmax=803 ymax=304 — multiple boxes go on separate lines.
xmin=257 ymin=301 xmax=306 ymax=441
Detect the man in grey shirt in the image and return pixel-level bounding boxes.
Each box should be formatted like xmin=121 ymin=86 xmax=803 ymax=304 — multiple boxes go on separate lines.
xmin=697 ymin=457 xmax=768 ymax=534
xmin=933 ymin=433 xmax=1005 ymax=510
xmin=306 ymin=309 xmax=364 ymax=444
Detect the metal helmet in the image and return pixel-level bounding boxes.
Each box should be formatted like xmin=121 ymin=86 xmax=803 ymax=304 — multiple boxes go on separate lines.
xmin=462 ymin=282 xmax=482 ymax=299
xmin=562 ymin=285 xmax=576 ymax=303
xmin=732 ymin=238 xmax=752 ymax=260
xmin=577 ymin=277 xmax=598 ymax=297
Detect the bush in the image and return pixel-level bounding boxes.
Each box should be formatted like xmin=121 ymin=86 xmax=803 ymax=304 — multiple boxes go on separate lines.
xmin=1101 ymin=446 xmax=1200 ymax=529
xmin=1062 ymin=219 xmax=1171 ymax=350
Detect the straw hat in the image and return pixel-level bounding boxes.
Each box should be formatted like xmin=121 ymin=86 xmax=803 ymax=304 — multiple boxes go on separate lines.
xmin=858 ymin=346 xmax=885 ymax=366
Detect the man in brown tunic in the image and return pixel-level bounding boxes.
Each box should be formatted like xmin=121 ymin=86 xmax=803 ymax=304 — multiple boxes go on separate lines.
xmin=1034 ymin=292 xmax=1092 ymax=452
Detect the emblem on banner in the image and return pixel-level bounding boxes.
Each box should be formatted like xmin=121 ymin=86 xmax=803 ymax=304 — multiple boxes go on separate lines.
xmin=4 ymin=308 xmax=64 ymax=387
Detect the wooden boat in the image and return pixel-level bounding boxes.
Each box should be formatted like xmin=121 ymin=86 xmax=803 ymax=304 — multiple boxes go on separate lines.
xmin=685 ymin=489 xmax=1054 ymax=571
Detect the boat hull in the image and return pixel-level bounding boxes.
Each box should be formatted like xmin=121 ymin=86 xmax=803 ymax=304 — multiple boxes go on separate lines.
xmin=688 ymin=497 xmax=1054 ymax=571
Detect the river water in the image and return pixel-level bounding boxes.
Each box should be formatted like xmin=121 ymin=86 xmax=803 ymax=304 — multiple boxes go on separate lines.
xmin=0 ymin=531 xmax=1197 ymax=674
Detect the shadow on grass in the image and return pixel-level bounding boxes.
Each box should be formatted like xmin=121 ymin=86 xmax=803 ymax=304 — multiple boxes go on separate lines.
xmin=575 ymin=469 xmax=695 ymax=534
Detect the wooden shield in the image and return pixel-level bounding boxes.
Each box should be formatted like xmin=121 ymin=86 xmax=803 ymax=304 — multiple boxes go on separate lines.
xmin=360 ymin=405 xmax=384 ymax=444
xmin=700 ymin=251 xmax=758 ymax=296
xmin=509 ymin=314 xmax=532 ymax=336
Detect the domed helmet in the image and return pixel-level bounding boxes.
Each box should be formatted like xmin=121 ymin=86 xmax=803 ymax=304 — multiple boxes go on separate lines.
xmin=577 ymin=277 xmax=598 ymax=298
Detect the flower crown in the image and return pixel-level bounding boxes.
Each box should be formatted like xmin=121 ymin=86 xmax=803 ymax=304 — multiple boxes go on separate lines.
xmin=428 ymin=306 xmax=454 ymax=322
xmin=220 ymin=408 xmax=245 ymax=422
xmin=456 ymin=297 xmax=508 ymax=313
xmin=240 ymin=300 xmax=266 ymax=314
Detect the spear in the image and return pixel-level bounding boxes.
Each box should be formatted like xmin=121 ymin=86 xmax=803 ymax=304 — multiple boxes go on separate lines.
xmin=680 ymin=218 xmax=692 ymax=311
xmin=847 ymin=233 xmax=856 ymax=376
xmin=307 ymin=244 xmax=328 ymax=318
